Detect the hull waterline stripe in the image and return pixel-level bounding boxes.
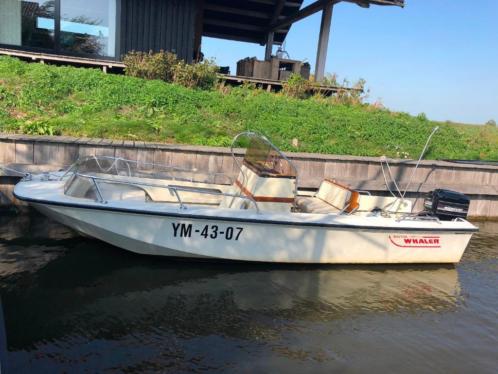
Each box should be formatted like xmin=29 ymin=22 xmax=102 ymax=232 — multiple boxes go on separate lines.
xmin=13 ymin=192 xmax=478 ymax=233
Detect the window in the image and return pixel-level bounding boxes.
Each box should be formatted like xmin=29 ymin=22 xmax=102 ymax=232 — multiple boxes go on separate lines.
xmin=60 ymin=0 xmax=116 ymax=57
xmin=0 ymin=0 xmax=55 ymax=49
xmin=22 ymin=0 xmax=56 ymax=49
xmin=0 ymin=0 xmax=22 ymax=47
xmin=0 ymin=0 xmax=116 ymax=58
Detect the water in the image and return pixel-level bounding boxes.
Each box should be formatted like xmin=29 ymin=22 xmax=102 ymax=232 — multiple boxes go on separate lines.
xmin=0 ymin=213 xmax=496 ymax=373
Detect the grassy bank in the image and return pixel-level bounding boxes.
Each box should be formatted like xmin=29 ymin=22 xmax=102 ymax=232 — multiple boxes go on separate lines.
xmin=0 ymin=56 xmax=496 ymax=160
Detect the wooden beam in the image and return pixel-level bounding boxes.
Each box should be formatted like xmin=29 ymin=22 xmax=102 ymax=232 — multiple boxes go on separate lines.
xmin=346 ymin=0 xmax=404 ymax=7
xmin=249 ymin=0 xmax=301 ymax=7
xmin=217 ymin=74 xmax=362 ymax=95
xmin=0 ymin=48 xmax=125 ymax=68
xmin=270 ymin=0 xmax=338 ymax=31
xmin=270 ymin=0 xmax=403 ymax=31
xmin=203 ymin=32 xmax=269 ymax=44
xmin=204 ymin=18 xmax=265 ymax=32
xmin=204 ymin=3 xmax=270 ymax=19
xmin=315 ymin=3 xmax=334 ymax=82
xmin=270 ymin=0 xmax=287 ymax=24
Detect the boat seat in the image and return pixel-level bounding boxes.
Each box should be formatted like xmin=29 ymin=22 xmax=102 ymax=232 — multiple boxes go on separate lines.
xmin=296 ymin=179 xmax=361 ymax=214
xmin=295 ymin=196 xmax=341 ymax=214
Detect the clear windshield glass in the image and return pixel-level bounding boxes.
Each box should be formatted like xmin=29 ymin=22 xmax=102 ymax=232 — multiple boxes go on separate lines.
xmin=239 ymin=133 xmax=297 ymax=179
xmin=62 ymin=156 xmax=233 ymax=185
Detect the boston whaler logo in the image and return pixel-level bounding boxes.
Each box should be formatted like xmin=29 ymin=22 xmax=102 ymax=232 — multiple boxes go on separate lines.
xmin=389 ymin=235 xmax=441 ymax=248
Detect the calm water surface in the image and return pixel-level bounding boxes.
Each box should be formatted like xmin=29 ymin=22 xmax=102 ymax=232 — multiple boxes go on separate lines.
xmin=0 ymin=212 xmax=496 ymax=373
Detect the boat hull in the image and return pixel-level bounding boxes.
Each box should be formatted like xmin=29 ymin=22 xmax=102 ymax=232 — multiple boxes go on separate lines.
xmin=32 ymin=202 xmax=473 ymax=264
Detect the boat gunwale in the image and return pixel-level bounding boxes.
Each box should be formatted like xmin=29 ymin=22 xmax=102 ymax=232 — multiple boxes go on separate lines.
xmin=13 ymin=191 xmax=479 ymax=233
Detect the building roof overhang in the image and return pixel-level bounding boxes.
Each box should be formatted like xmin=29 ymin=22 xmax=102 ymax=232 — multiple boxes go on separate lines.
xmin=202 ymin=0 xmax=404 ymax=45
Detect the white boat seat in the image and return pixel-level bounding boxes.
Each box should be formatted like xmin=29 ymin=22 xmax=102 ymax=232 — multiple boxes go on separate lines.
xmin=308 ymin=179 xmax=360 ymax=213
xmin=296 ymin=179 xmax=357 ymax=214
xmin=297 ymin=179 xmax=413 ymax=215
xmin=295 ymin=196 xmax=341 ymax=214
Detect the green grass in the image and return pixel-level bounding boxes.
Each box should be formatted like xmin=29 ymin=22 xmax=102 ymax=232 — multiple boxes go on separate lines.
xmin=0 ymin=56 xmax=496 ymax=160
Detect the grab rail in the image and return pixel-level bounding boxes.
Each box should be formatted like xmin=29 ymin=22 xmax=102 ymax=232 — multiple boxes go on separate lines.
xmin=73 ymin=172 xmax=260 ymax=213
xmin=92 ymin=177 xmax=106 ymax=204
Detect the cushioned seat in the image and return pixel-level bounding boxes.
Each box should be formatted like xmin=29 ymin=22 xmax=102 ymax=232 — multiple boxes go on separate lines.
xmin=295 ymin=196 xmax=340 ymax=214
xmin=296 ymin=179 xmax=360 ymax=214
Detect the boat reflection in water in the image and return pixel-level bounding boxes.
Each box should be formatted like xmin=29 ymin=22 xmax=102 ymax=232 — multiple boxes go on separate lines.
xmin=0 ymin=240 xmax=461 ymax=352
xmin=1 ymin=215 xmax=496 ymax=373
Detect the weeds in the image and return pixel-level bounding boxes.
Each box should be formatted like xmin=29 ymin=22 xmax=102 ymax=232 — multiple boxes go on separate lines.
xmin=22 ymin=120 xmax=60 ymax=136
xmin=282 ymin=74 xmax=312 ymax=99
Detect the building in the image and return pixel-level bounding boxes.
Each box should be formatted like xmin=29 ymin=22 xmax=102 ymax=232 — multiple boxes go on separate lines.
xmin=0 ymin=0 xmax=403 ymax=79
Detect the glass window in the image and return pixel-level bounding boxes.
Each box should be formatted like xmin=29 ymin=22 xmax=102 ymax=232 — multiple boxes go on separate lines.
xmin=0 ymin=0 xmax=116 ymax=58
xmin=21 ymin=0 xmax=56 ymax=49
xmin=0 ymin=0 xmax=22 ymax=46
xmin=60 ymin=0 xmax=116 ymax=57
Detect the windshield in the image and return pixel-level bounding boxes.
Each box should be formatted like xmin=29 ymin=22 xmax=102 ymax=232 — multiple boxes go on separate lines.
xmin=61 ymin=156 xmax=233 ymax=185
xmin=237 ymin=132 xmax=297 ymax=179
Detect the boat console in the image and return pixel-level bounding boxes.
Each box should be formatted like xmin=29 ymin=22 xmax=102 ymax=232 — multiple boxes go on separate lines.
xmin=227 ymin=132 xmax=297 ymax=212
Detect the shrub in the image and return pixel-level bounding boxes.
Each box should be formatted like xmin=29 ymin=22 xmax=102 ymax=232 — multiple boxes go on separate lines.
xmin=172 ymin=59 xmax=218 ymax=90
xmin=417 ymin=112 xmax=428 ymax=122
xmin=124 ymin=51 xmax=217 ymax=90
xmin=321 ymin=73 xmax=338 ymax=86
xmin=485 ymin=119 xmax=496 ymax=127
xmin=329 ymin=78 xmax=366 ymax=105
xmin=282 ymin=73 xmax=312 ymax=99
xmin=123 ymin=50 xmax=177 ymax=81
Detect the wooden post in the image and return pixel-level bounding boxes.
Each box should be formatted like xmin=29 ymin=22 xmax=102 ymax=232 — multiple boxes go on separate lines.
xmin=315 ymin=3 xmax=334 ymax=82
xmin=265 ymin=32 xmax=274 ymax=61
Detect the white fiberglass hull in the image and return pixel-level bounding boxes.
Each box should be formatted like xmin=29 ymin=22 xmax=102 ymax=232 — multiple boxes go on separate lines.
xmin=36 ymin=205 xmax=473 ymax=264
xmin=16 ymin=185 xmax=476 ymax=264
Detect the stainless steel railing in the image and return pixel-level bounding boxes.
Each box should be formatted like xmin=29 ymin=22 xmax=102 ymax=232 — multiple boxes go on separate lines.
xmin=72 ymin=172 xmax=260 ymax=213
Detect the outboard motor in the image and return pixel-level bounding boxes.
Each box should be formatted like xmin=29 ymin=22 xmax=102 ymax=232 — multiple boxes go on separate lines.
xmin=424 ymin=189 xmax=470 ymax=220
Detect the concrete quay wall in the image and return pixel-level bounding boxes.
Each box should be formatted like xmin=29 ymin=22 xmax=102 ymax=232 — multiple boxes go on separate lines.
xmin=1 ymin=134 xmax=497 ymax=218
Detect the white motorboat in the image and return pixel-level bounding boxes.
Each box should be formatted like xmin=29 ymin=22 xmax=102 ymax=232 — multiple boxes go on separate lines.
xmin=13 ymin=132 xmax=478 ymax=264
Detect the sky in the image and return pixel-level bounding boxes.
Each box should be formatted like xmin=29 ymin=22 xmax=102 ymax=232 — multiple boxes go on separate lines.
xmin=202 ymin=0 xmax=498 ymax=125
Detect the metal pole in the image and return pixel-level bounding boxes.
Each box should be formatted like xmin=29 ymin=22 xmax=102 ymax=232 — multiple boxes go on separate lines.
xmin=315 ymin=3 xmax=334 ymax=82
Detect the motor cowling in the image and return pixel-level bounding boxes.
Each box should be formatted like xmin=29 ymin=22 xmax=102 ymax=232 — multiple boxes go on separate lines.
xmin=424 ymin=189 xmax=470 ymax=220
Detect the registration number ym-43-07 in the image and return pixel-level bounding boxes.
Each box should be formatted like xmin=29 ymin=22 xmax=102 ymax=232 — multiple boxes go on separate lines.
xmin=172 ymin=223 xmax=243 ymax=241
